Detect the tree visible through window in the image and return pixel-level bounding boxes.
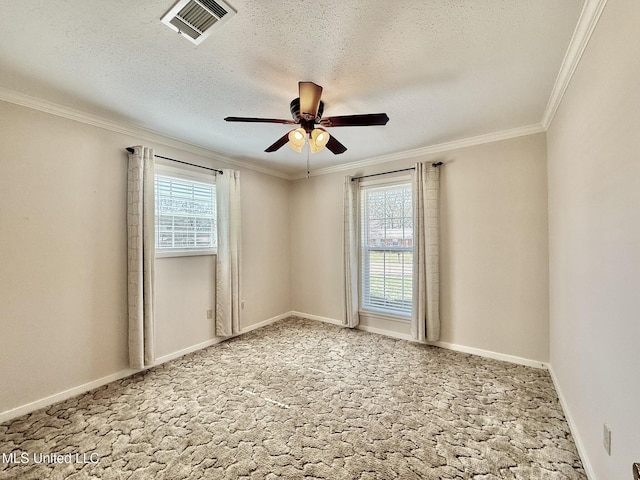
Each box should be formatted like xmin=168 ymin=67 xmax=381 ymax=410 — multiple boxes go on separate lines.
xmin=154 ymin=173 xmax=216 ymax=253
xmin=360 ymin=181 xmax=413 ymax=316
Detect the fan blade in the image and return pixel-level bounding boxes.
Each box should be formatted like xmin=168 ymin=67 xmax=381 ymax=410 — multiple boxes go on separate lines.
xmin=299 ymin=82 xmax=323 ymax=120
xmin=325 ymin=135 xmax=347 ymax=155
xmin=265 ymin=132 xmax=292 ymax=152
xmin=225 ymin=116 xmax=296 ymax=124
xmin=320 ymin=113 xmax=389 ymax=127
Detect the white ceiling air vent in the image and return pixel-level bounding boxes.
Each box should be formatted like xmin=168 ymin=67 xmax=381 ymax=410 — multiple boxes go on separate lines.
xmin=161 ymin=0 xmax=236 ymax=45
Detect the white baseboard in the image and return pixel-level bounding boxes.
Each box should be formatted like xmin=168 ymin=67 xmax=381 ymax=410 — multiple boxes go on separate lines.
xmin=0 ymin=312 xmax=291 ymax=425
xmin=241 ymin=311 xmax=291 ymax=334
xmin=547 ymin=364 xmax=596 ymax=480
xmin=156 ymin=311 xmax=291 ymax=364
xmin=153 ymin=312 xmax=291 ymax=365
xmin=293 ymin=311 xmax=547 ymax=369
xmin=427 ymin=340 xmax=548 ymax=370
xmin=289 ymin=311 xmax=344 ymax=326
xmin=154 ymin=338 xmax=224 ymax=364
xmin=0 ymin=369 xmax=137 ymax=424
xmin=356 ymin=324 xmax=414 ymax=342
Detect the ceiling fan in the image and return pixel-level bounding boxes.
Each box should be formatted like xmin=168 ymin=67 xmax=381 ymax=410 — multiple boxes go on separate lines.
xmin=224 ymin=82 xmax=389 ymax=155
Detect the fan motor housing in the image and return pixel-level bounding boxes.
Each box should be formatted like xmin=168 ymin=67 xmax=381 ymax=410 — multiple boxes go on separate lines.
xmin=290 ymin=98 xmax=324 ymax=124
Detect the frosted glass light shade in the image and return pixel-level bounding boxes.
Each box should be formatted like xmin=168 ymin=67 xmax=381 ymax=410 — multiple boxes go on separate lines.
xmin=309 ymin=128 xmax=330 ymax=153
xmin=287 ymin=128 xmax=306 ymax=153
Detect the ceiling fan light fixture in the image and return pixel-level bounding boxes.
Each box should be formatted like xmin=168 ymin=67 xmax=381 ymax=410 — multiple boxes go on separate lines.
xmin=287 ymin=128 xmax=306 ymax=152
xmin=309 ymin=128 xmax=330 ymax=153
xmin=225 ymin=81 xmax=387 ymax=155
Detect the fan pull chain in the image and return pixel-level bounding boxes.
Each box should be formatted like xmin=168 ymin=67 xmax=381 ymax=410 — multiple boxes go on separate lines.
xmin=306 ymin=146 xmax=310 ymax=179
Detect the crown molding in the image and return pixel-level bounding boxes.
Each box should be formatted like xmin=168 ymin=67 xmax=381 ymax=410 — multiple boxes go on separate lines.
xmin=0 ymin=87 xmax=291 ymax=180
xmin=541 ymin=0 xmax=608 ymax=129
xmin=2 ymin=0 xmax=607 ymax=188
xmin=295 ymin=123 xmax=545 ymax=180
xmin=3 ymin=86 xmax=540 ymax=182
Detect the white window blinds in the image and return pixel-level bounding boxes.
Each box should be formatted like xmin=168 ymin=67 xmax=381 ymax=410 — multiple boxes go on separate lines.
xmin=154 ymin=173 xmax=216 ymax=252
xmin=360 ymin=182 xmax=413 ymax=316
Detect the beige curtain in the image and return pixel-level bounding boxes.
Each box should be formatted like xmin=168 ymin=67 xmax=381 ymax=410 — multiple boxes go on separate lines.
xmin=412 ymin=162 xmax=440 ymax=342
xmin=127 ymin=146 xmax=155 ymax=369
xmin=343 ymin=175 xmax=360 ymax=328
xmin=216 ymin=169 xmax=242 ymax=337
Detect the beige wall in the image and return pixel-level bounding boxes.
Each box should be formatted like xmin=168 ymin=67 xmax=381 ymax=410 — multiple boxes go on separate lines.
xmin=237 ymin=168 xmax=292 ymax=326
xmin=441 ymin=134 xmax=549 ymax=362
xmin=0 ymin=101 xmax=291 ymax=414
xmin=546 ymin=1 xmax=640 ymax=478
xmin=291 ymin=133 xmax=550 ymax=363
xmin=0 ymin=102 xmax=130 ymax=414
xmin=155 ymin=256 xmax=216 ymax=359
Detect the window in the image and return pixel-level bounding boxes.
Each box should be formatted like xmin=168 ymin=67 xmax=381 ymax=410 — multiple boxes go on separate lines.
xmin=360 ymin=180 xmax=413 ymax=317
xmin=154 ymin=167 xmax=216 ymax=257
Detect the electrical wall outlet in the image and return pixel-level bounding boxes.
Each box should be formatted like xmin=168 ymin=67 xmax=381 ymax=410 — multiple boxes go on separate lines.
xmin=603 ymin=424 xmax=611 ymax=456
xmin=206 ymin=309 xmax=213 ymax=319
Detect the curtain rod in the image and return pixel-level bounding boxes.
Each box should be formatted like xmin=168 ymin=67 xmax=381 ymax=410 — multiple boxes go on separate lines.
xmin=351 ymin=162 xmax=442 ymax=182
xmin=125 ymin=148 xmax=223 ymax=175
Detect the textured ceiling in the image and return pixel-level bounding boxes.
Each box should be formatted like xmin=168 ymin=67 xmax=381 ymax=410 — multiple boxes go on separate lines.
xmin=0 ymin=1 xmax=585 ymax=177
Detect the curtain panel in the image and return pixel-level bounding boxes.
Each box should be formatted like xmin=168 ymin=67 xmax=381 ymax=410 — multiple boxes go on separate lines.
xmin=412 ymin=162 xmax=441 ymax=342
xmin=127 ymin=146 xmax=156 ymax=369
xmin=343 ymin=175 xmax=360 ymax=328
xmin=215 ymin=169 xmax=242 ymax=337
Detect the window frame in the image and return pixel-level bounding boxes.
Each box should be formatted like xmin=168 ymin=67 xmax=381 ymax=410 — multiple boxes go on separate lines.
xmin=154 ymin=163 xmax=217 ymax=258
xmin=358 ymin=175 xmax=414 ymax=320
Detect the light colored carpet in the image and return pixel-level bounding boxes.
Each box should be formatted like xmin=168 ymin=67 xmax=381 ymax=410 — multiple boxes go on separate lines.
xmin=0 ymin=317 xmax=585 ymax=479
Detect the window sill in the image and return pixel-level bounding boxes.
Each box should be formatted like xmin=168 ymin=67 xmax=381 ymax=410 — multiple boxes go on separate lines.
xmin=156 ymin=249 xmax=217 ymax=258
xmin=358 ymin=309 xmax=411 ymax=323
